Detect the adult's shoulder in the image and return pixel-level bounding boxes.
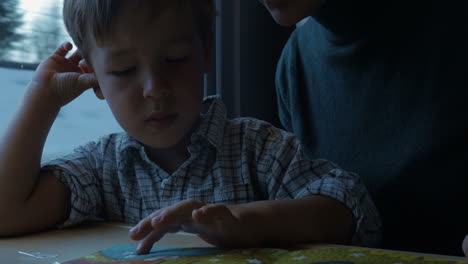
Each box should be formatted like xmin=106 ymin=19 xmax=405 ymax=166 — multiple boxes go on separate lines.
xmin=281 ymin=17 xmax=321 ymax=53
xmin=277 ymin=16 xmax=324 ymax=78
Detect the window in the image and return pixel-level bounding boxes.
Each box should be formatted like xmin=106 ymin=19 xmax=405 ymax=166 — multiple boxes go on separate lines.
xmin=2 ymin=0 xmax=73 ymax=64
xmin=0 ymin=0 xmax=121 ymax=162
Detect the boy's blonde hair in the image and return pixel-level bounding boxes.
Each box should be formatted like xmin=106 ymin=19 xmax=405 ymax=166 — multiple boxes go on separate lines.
xmin=63 ymin=0 xmax=216 ymax=65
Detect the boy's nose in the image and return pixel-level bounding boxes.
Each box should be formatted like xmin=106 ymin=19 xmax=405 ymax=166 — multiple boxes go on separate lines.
xmin=142 ymin=75 xmax=171 ymax=100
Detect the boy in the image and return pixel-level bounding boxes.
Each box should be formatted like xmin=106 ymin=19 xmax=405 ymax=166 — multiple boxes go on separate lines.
xmin=0 ymin=0 xmax=381 ymax=255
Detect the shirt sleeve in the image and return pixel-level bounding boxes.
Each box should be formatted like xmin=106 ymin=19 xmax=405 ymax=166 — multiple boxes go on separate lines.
xmin=41 ymin=140 xmax=104 ymax=228
xmin=258 ymin=126 xmax=382 ymax=247
xmin=275 ymin=31 xmax=299 ymax=133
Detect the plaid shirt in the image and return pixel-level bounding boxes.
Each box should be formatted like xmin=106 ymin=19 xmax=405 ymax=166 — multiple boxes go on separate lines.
xmin=42 ymin=96 xmax=381 ymax=246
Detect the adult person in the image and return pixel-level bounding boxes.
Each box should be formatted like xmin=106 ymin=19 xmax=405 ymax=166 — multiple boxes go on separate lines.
xmin=259 ymin=0 xmax=468 ymax=256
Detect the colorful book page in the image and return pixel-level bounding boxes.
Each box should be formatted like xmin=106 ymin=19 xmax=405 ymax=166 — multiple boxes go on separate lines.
xmin=62 ymin=243 xmax=467 ymax=264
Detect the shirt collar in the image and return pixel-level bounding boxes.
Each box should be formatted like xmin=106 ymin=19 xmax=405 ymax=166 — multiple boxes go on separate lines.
xmin=119 ymin=133 xmax=143 ymax=152
xmin=190 ymin=95 xmax=226 ymax=150
xmin=119 ymin=95 xmax=226 ymax=152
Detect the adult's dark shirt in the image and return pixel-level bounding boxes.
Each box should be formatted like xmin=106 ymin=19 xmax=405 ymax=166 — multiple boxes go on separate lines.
xmin=276 ymin=0 xmax=468 ymax=256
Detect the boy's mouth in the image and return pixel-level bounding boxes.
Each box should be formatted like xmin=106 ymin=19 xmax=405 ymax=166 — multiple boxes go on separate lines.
xmin=145 ymin=113 xmax=179 ymax=129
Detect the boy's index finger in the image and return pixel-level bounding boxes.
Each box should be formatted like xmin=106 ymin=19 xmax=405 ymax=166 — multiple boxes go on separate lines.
xmin=54 ymin=42 xmax=73 ymax=57
xmin=130 ymin=201 xmax=205 ymax=240
xmin=68 ymin=50 xmax=83 ymax=65
xmin=129 ymin=214 xmax=156 ymax=240
xmin=79 ymin=60 xmax=92 ymax=74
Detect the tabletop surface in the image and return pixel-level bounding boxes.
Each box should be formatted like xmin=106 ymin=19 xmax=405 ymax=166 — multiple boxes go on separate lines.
xmin=0 ymin=222 xmax=467 ymax=264
xmin=0 ymin=222 xmax=211 ymax=264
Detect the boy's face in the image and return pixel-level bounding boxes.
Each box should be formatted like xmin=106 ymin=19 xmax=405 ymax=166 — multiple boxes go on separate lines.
xmin=260 ymin=0 xmax=326 ymax=26
xmin=88 ymin=4 xmax=211 ymax=149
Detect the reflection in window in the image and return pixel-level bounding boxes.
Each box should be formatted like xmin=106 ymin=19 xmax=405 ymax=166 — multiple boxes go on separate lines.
xmin=1 ymin=0 xmax=74 ymax=64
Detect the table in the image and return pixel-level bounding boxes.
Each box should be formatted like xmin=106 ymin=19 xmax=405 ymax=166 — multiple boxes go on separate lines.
xmin=0 ymin=222 xmax=211 ymax=264
xmin=0 ymin=222 xmax=467 ymax=264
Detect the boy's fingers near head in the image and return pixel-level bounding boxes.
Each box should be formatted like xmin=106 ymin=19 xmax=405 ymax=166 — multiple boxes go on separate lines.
xmin=68 ymin=50 xmax=83 ymax=65
xmin=78 ymin=60 xmax=91 ymax=73
xmin=54 ymin=42 xmax=73 ymax=57
xmin=78 ymin=61 xmax=103 ymax=98
xmin=77 ymin=73 xmax=99 ymax=92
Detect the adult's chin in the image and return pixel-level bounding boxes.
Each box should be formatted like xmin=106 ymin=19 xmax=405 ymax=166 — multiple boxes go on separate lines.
xmin=269 ymin=9 xmax=305 ymax=27
xmin=264 ymin=0 xmax=325 ymax=27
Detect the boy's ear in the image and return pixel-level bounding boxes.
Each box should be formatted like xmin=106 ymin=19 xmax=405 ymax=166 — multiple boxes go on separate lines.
xmin=79 ymin=60 xmax=105 ymax=100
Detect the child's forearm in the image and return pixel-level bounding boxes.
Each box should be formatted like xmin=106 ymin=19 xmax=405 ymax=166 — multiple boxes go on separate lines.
xmin=0 ymin=83 xmax=60 ymax=209
xmin=229 ymin=196 xmax=354 ymax=246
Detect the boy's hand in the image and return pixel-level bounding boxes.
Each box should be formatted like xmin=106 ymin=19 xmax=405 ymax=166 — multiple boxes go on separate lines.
xmin=463 ymin=234 xmax=468 ymax=257
xmin=129 ymin=200 xmax=249 ymax=255
xmin=29 ymin=42 xmax=98 ymax=108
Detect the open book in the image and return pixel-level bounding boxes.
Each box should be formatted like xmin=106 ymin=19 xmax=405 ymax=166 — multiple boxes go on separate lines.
xmin=62 ymin=243 xmax=466 ymax=264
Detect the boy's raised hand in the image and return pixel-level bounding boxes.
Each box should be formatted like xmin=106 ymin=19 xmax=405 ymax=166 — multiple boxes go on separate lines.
xmin=29 ymin=42 xmax=98 ymax=108
xmin=129 ymin=200 xmax=250 ymax=255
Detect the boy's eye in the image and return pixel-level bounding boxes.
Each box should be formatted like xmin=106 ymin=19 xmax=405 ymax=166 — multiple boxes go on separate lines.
xmin=110 ymin=67 xmax=136 ymax=77
xmin=165 ymin=56 xmax=188 ymax=64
